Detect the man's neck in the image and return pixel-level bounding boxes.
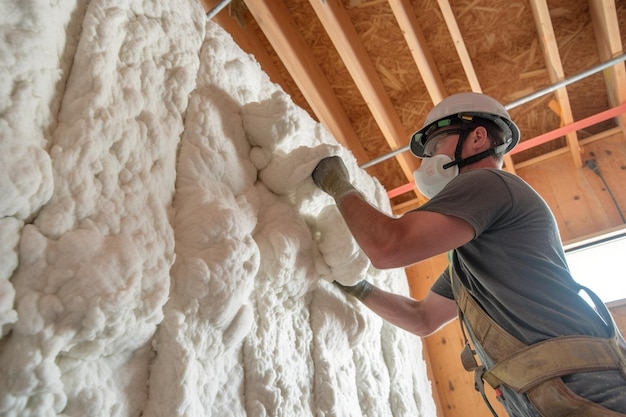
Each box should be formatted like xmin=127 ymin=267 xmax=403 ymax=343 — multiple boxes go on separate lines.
xmin=459 ymin=157 xmax=501 ymax=173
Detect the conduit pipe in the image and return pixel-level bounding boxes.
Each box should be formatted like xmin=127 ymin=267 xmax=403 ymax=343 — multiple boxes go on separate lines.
xmin=386 ymin=102 xmax=626 ymax=199
xmin=206 ymin=0 xmax=232 ymax=20
xmin=360 ymin=53 xmax=626 ymax=170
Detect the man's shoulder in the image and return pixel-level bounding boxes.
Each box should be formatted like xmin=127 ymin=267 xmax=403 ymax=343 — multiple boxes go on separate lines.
xmin=462 ymin=168 xmax=513 ymax=179
xmin=460 ymin=168 xmax=526 ymax=187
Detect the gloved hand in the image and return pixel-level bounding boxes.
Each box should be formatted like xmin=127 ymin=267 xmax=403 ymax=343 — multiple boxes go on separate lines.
xmin=312 ymin=156 xmax=356 ymax=199
xmin=334 ymin=280 xmax=373 ymax=301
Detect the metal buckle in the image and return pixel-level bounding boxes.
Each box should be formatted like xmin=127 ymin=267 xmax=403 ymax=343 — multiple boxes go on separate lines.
xmin=461 ymin=342 xmax=480 ymax=371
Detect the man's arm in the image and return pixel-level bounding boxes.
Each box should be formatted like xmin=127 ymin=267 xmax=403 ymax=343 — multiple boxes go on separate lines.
xmin=350 ymin=284 xmax=457 ymax=337
xmin=312 ymin=156 xmax=475 ymax=269
xmin=312 ymin=157 xmax=460 ymax=335
xmin=335 ymin=191 xmax=474 ymax=269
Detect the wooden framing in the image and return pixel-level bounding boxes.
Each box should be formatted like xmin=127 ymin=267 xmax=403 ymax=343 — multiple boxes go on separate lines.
xmin=205 ymin=0 xmax=625 ymax=198
xmin=529 ymin=0 xmax=582 ymax=168
xmin=589 ymin=0 xmax=626 ymax=133
xmin=436 ymin=0 xmax=482 ymax=93
xmin=389 ymin=0 xmax=447 ymax=104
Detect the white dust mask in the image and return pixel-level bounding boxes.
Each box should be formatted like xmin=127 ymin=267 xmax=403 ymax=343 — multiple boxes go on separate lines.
xmin=413 ymin=154 xmax=459 ymax=199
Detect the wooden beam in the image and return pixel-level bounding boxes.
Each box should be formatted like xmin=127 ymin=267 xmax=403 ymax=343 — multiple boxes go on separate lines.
xmin=503 ymin=154 xmax=516 ymax=175
xmin=588 ymin=0 xmax=626 ymax=132
xmin=388 ymin=0 xmax=447 ymax=104
xmin=241 ymin=0 xmax=371 ymax=165
xmin=307 ymin=0 xmax=420 ymax=180
xmin=436 ymin=0 xmax=482 ymax=93
xmin=529 ymin=0 xmax=582 ymax=167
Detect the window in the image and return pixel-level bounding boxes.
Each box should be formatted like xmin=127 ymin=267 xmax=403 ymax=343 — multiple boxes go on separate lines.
xmin=564 ymin=227 xmax=626 ymax=307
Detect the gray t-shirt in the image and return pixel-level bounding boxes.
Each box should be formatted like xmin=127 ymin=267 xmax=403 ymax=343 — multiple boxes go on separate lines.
xmin=421 ymin=168 xmax=609 ymax=343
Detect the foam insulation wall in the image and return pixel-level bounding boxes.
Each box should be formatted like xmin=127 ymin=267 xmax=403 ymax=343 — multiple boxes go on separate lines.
xmin=0 ymin=1 xmax=436 ymax=416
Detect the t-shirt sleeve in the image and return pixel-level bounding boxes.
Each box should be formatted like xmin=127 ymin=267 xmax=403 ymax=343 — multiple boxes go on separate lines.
xmin=416 ymin=169 xmax=513 ymax=237
xmin=430 ymin=269 xmax=454 ymax=300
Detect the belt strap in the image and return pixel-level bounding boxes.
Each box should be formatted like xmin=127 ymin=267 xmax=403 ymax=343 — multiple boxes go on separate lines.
xmin=483 ymin=335 xmax=623 ymax=392
xmin=455 ymin=280 xmax=524 ymax=361
xmin=458 ymin=283 xmax=626 ymax=391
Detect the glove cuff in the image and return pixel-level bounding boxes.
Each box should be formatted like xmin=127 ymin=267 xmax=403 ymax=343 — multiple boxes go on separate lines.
xmin=334 ymin=280 xmax=374 ymax=301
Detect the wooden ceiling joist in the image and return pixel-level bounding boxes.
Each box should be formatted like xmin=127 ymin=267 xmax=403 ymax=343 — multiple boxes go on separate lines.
xmin=388 ymin=0 xmax=447 ymax=104
xmin=436 ymin=0 xmax=482 ymax=94
xmin=588 ymin=0 xmax=626 ymax=133
xmin=242 ymin=0 xmax=371 ymax=165
xmin=307 ymin=0 xmax=419 ymax=181
xmin=529 ymin=0 xmax=582 ymax=168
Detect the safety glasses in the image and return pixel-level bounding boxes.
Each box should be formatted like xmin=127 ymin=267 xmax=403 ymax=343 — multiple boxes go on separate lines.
xmin=422 ymin=129 xmax=465 ymax=157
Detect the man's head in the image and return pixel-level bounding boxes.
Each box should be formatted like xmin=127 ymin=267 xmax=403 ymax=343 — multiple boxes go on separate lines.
xmin=410 ymin=93 xmax=520 ymax=198
xmin=421 ymin=119 xmax=508 ymax=167
xmin=410 ymin=92 xmax=520 ymax=167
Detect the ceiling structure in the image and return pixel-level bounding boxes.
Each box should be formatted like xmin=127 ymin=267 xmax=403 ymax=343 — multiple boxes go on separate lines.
xmin=202 ymin=0 xmax=626 ymax=211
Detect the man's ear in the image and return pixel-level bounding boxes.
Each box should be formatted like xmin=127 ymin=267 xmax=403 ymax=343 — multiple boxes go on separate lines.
xmin=473 ymin=126 xmax=490 ymax=149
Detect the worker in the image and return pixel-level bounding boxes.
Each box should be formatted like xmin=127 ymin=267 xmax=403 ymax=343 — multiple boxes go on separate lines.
xmin=311 ymin=92 xmax=626 ymax=417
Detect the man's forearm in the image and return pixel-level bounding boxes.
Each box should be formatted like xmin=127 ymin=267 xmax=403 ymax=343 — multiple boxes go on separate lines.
xmin=358 ymin=286 xmax=432 ymax=337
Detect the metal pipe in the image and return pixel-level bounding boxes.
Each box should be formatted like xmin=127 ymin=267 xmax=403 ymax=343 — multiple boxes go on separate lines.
xmin=504 ymin=53 xmax=626 ymax=110
xmin=359 ymin=53 xmax=626 ymax=169
xmin=206 ymin=0 xmax=232 ymax=20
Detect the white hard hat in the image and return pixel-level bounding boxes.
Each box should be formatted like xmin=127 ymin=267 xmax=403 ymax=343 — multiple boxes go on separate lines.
xmin=410 ymin=92 xmax=520 ymax=158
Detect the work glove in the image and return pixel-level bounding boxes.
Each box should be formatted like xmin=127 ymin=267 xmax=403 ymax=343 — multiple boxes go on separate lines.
xmin=312 ymin=156 xmax=356 ymax=199
xmin=334 ymin=280 xmax=373 ymax=302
